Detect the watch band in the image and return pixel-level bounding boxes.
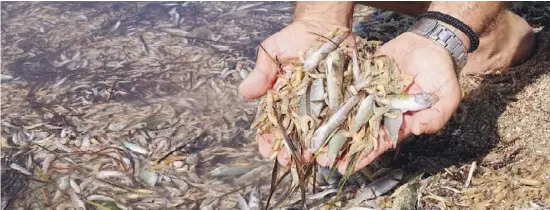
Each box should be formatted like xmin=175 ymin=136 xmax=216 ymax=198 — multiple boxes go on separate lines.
xmin=408 ymin=17 xmax=468 ymax=72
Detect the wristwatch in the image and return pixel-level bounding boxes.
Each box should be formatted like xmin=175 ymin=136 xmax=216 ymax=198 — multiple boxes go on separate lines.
xmin=408 ymin=17 xmax=468 ymax=72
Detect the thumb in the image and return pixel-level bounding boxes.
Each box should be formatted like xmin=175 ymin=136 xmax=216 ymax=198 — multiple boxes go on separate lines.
xmin=238 ymin=46 xmax=279 ymax=99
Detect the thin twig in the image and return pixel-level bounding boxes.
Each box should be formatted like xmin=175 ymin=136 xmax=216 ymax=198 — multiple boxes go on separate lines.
xmin=259 ymin=44 xmax=285 ymax=74
xmin=264 ymin=159 xmax=279 ymax=210
xmin=464 ymin=161 xmax=477 ymax=188
xmin=306 ymin=31 xmax=340 ymax=48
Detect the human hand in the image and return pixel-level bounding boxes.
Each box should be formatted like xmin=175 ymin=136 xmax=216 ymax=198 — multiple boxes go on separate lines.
xmin=238 ymin=19 xmax=356 ymax=166
xmin=314 ymin=31 xmax=462 ymax=174
xmin=241 ymin=26 xmax=461 ymax=174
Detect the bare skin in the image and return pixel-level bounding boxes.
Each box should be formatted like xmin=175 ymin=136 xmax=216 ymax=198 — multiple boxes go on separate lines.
xmin=240 ymin=1 xmax=536 ymax=174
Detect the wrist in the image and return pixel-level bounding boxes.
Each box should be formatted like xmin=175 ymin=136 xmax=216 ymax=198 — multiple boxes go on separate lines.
xmin=427 ymin=2 xmax=507 ymax=50
xmin=436 ymin=21 xmax=471 ymax=51
xmin=293 ymin=1 xmax=355 ymax=28
xmin=407 ymin=17 xmax=468 ymax=72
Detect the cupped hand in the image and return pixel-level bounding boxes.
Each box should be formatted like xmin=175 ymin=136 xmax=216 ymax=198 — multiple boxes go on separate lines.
xmin=315 ymin=32 xmax=462 ymax=174
xmin=238 ymin=19 xmax=356 ymax=166
xmin=240 ymin=24 xmax=462 ymax=174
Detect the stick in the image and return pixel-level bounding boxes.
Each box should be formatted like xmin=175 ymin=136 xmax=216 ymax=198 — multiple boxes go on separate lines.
xmin=464 ymin=161 xmax=477 ymax=188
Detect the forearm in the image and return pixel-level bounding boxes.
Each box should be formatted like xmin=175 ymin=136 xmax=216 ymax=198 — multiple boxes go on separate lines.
xmin=293 ymin=1 xmax=355 ymax=27
xmin=428 ymin=2 xmax=508 ymax=50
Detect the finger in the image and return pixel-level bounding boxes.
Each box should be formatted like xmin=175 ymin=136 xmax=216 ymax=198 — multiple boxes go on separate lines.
xmin=257 ymin=133 xmax=274 ymax=158
xmin=340 ymin=34 xmax=358 ymax=57
xmin=402 ymin=73 xmax=460 ymax=136
xmin=336 ymin=133 xmax=392 ymax=174
xmin=257 ymin=133 xmax=293 ymax=167
xmin=410 ymin=107 xmax=446 ymax=135
xmin=314 ymin=147 xmax=331 ymax=167
xmin=409 ymin=87 xmax=460 ymax=135
xmin=277 ymin=148 xmax=291 ymax=167
xmin=238 ymin=42 xmax=280 ymax=99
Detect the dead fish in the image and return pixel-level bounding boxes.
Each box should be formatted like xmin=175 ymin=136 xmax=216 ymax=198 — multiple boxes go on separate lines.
xmin=108 ymin=20 xmax=121 ymax=33
xmin=108 ymin=123 xmax=128 ymax=131
xmin=301 ymin=78 xmax=324 ymax=117
xmin=318 ymin=166 xmax=342 ymax=185
xmin=348 ymin=169 xmax=404 ymax=206
xmin=351 ymin=94 xmax=375 ymax=133
xmin=236 ymin=193 xmax=251 ymax=210
xmin=234 ymin=165 xmax=268 ymax=185
xmin=302 ymin=30 xmax=349 ymax=72
xmin=96 ymin=171 xmax=126 ymax=179
xmin=171 ymin=178 xmax=189 ymax=195
xmin=220 ymin=68 xmax=237 ymax=80
xmin=10 ymin=163 xmax=31 ymax=175
xmin=86 ymin=195 xmax=116 ymax=202
xmin=11 ymin=131 xmax=29 ymax=146
xmin=384 ymin=109 xmax=403 ymax=145
xmin=139 ymin=168 xmax=158 ymax=187
xmin=70 ymin=177 xmax=81 ymax=194
xmin=209 ymin=164 xmax=259 ymax=177
xmin=236 ymin=2 xmax=264 ymax=10
xmin=375 ymin=92 xmax=439 ymax=112
xmin=1 ymin=74 xmax=13 ymax=82
xmin=248 ymin=183 xmax=261 ymax=210
xmin=69 ymin=190 xmax=86 ymax=210
xmin=310 ymin=93 xmax=362 ymax=152
xmin=42 ymin=154 xmax=56 ymax=174
xmin=58 ymin=175 xmax=71 ymax=190
xmin=327 ymin=130 xmax=348 ymax=166
xmin=325 ymin=48 xmax=346 ymax=111
xmin=73 ymin=14 xmax=88 ymax=21
xmin=162 ymin=28 xmax=189 ymax=37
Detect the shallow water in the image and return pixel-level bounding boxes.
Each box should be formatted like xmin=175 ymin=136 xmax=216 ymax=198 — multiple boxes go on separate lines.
xmin=4 ymin=2 xmax=549 ymax=210
xmin=1 ymin=2 xmax=295 ymax=209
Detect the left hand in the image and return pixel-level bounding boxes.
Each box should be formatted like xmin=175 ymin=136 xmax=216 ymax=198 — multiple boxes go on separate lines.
xmin=315 ymin=32 xmax=463 ymax=174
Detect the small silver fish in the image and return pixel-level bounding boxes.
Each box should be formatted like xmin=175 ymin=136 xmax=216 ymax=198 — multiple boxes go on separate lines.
xmin=325 ymin=48 xmax=346 ymax=111
xmin=310 ymin=93 xmax=362 ymax=152
xmin=348 ymin=169 xmax=404 ymax=206
xmin=384 ymin=109 xmax=403 ymax=144
xmin=375 ymin=92 xmax=439 ymax=112
xmin=302 ymin=30 xmax=349 ymax=72
xmin=351 ymin=94 xmax=375 ymax=133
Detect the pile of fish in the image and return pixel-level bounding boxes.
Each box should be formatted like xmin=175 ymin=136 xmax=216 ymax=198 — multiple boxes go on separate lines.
xmin=251 ymin=28 xmax=438 ymax=208
xmin=1 ymin=2 xmax=291 ymax=210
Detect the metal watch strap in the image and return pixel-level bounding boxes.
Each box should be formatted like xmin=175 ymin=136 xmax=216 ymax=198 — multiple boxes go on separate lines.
xmin=408 ymin=17 xmax=468 ymax=72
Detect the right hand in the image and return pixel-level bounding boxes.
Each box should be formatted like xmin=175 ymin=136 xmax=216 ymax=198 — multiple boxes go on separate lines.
xmin=238 ymin=19 xmax=356 ymax=167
